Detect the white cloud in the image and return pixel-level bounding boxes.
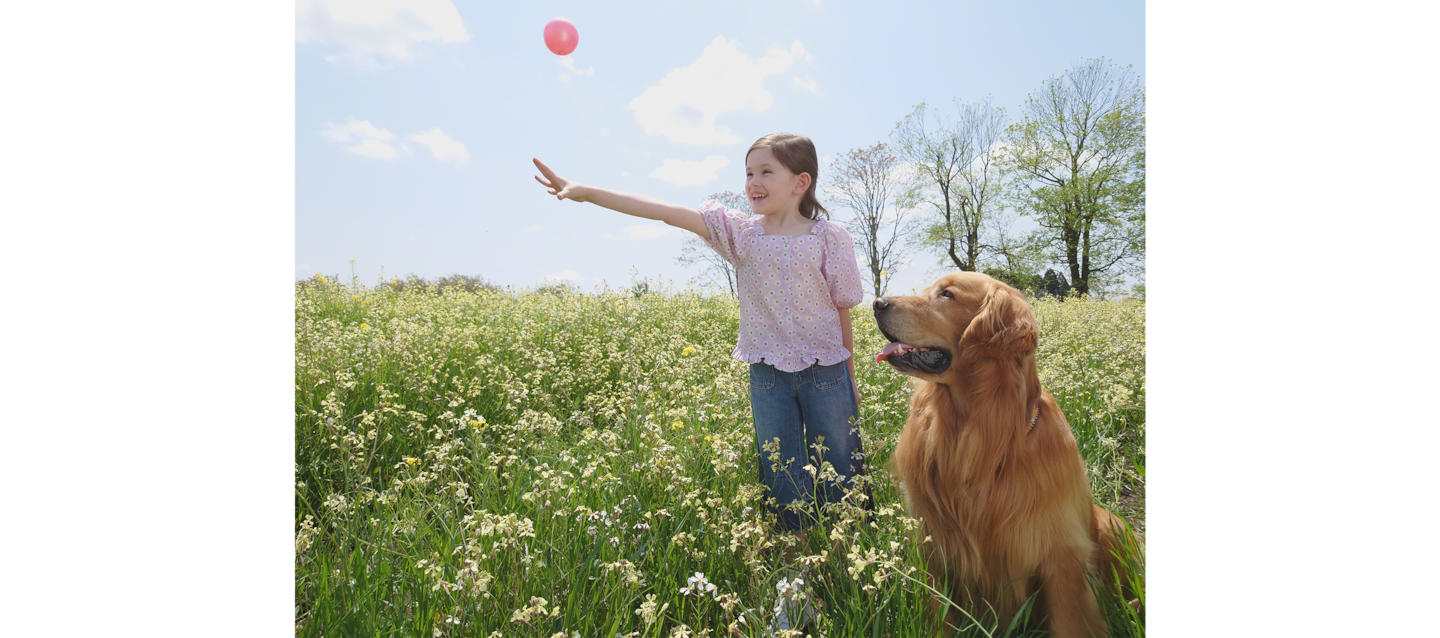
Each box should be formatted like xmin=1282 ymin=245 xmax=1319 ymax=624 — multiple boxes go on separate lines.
xmin=649 ymin=155 xmax=730 ymax=187
xmin=628 ymin=36 xmax=810 ymax=145
xmin=621 ymin=171 xmax=630 ymax=177
xmin=323 ymin=119 xmax=468 ymax=164
xmin=523 ymin=224 xmax=542 ymax=232
xmin=349 ymin=138 xmax=401 ymax=160
xmin=622 ymin=224 xmax=680 ymax=241
xmin=407 ymin=127 xmax=469 ymax=164
xmin=559 ymin=57 xmax=594 ymax=81
xmin=542 ymin=269 xmax=584 ymax=282
xmin=791 ymin=76 xmax=821 ymax=95
xmin=321 ymin=118 xmax=399 ymax=159
xmin=297 ymin=0 xmax=469 ymax=69
xmin=321 ymin=118 xmax=391 ymax=143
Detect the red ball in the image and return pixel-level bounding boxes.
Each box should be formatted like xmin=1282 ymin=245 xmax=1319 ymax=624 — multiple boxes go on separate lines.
xmin=543 ymin=18 xmax=578 ymax=56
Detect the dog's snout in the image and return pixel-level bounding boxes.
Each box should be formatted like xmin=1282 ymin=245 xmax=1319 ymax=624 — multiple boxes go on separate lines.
xmin=873 ymin=297 xmax=890 ymax=312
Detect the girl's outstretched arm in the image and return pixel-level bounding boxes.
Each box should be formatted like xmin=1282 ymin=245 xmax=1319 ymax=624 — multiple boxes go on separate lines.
xmin=533 ymin=158 xmax=709 ymax=239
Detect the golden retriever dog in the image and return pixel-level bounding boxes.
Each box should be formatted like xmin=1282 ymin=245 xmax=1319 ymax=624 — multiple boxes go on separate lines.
xmin=873 ymin=272 xmax=1133 ymax=637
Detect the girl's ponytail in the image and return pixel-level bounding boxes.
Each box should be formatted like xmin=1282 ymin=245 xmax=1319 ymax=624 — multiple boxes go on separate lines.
xmin=746 ymin=133 xmax=829 ymax=221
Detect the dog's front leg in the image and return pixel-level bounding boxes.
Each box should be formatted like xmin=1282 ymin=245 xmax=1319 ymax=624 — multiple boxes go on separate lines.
xmin=1038 ymin=545 xmax=1107 ymax=637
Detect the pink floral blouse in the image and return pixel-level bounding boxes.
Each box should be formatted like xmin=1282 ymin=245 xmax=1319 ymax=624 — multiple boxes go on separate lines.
xmin=698 ymin=199 xmax=865 ymax=373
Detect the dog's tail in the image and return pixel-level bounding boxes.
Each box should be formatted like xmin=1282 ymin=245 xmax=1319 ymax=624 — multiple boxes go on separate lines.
xmin=1092 ymin=504 xmax=1145 ymax=602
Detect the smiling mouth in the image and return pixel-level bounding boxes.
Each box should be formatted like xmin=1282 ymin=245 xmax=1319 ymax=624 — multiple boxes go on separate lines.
xmin=876 ymin=339 xmax=952 ymax=374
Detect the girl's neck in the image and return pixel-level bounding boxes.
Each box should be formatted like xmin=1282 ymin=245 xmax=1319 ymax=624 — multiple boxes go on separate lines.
xmin=758 ymin=208 xmax=817 ymax=236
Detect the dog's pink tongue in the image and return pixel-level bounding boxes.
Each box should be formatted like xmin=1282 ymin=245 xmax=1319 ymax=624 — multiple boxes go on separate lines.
xmin=877 ymin=341 xmax=910 ymax=362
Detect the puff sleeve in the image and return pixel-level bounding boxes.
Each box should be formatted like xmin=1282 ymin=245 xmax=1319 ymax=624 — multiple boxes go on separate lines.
xmin=697 ymin=199 xmax=745 ymax=266
xmin=822 ymin=222 xmax=865 ymax=308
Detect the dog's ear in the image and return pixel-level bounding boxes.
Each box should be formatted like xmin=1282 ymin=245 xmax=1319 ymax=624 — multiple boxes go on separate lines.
xmin=959 ymin=285 xmax=1038 ymax=359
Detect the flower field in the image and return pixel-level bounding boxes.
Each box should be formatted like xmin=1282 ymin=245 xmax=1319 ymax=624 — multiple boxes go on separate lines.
xmin=295 ymin=277 xmax=1146 ymax=637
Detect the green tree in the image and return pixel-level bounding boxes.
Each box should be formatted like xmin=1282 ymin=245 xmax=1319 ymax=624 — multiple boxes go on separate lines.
xmin=983 ymin=267 xmax=1045 ymax=294
xmin=1041 ymin=268 xmax=1072 ymax=298
xmin=982 ymin=208 xmax=1047 ymax=284
xmin=1004 ymin=58 xmax=1145 ymax=296
xmin=892 ymin=98 xmax=1008 ymax=272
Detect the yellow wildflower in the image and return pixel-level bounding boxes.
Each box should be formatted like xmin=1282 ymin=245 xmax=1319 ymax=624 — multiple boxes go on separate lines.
xmin=681 ymin=346 xmax=697 ymax=357
xmin=404 ymin=457 xmax=418 ymax=466
xmin=671 ymin=420 xmax=685 ymax=430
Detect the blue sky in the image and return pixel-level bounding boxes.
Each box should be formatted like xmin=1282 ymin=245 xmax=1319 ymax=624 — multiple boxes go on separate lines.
xmin=298 ymin=0 xmax=1144 ymax=296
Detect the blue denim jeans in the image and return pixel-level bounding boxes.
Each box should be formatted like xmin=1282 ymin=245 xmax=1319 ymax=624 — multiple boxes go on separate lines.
xmin=749 ymin=359 xmax=870 ymax=530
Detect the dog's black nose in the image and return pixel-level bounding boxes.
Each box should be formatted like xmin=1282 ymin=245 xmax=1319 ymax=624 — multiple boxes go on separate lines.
xmin=873 ymin=297 xmax=890 ymax=312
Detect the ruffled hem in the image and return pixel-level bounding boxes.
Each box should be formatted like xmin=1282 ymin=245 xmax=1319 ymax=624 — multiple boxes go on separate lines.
xmin=731 ymin=345 xmax=854 ymax=373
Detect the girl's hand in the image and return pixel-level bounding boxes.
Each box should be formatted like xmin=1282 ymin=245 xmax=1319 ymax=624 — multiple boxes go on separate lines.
xmin=853 ymin=386 xmax=861 ymax=408
xmin=533 ymin=158 xmax=587 ymax=202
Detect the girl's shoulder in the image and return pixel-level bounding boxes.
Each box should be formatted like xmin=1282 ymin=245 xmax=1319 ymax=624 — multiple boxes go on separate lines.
xmin=699 ymin=199 xmax=761 ymax=225
xmin=815 ymin=218 xmax=852 ymax=241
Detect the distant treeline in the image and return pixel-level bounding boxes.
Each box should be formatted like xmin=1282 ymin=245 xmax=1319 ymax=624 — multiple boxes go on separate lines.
xmin=295 ymin=268 xmax=1143 ymax=301
xmin=298 ymin=273 xmax=514 ymax=296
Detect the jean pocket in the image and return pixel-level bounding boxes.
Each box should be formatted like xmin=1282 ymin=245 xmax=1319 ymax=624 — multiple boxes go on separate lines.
xmin=750 ymin=363 xmax=776 ymax=390
xmin=814 ymin=361 xmax=848 ymax=391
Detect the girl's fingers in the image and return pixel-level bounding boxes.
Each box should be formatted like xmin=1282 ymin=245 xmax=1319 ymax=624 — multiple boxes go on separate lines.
xmin=534 ymin=175 xmax=563 ymax=197
xmin=532 ymin=159 xmax=570 ymax=199
xmin=533 ymin=164 xmax=568 ymax=191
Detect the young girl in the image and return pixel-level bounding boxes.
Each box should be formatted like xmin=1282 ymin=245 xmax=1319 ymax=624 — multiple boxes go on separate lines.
xmin=532 ymin=133 xmax=868 ymax=629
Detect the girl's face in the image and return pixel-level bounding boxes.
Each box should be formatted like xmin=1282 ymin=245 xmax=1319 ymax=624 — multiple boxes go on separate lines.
xmin=745 ymin=147 xmax=809 ymax=217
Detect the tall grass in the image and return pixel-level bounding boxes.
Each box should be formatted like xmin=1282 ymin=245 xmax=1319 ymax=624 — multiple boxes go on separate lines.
xmin=295 ymin=275 xmax=1145 ymax=637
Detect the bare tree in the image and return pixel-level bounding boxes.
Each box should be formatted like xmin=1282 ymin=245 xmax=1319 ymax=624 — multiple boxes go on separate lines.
xmin=892 ymin=98 xmax=1008 ymax=272
xmin=676 ymin=190 xmax=750 ymax=296
xmin=1003 ymin=58 xmax=1145 ymax=296
xmin=824 ymin=142 xmax=920 ymax=297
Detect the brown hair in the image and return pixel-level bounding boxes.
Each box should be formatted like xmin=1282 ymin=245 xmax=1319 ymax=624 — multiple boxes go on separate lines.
xmin=746 ymin=133 xmax=829 ymax=220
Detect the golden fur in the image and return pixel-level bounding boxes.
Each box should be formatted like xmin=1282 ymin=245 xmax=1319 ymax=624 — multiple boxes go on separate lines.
xmin=874 ymin=272 xmax=1132 ymax=637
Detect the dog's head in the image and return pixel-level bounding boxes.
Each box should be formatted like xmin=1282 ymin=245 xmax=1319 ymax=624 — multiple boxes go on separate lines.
xmin=873 ymin=272 xmax=1038 ymax=382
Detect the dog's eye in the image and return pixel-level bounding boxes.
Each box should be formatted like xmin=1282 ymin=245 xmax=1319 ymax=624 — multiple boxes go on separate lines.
xmin=940 ymin=289 xmax=954 ymax=299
